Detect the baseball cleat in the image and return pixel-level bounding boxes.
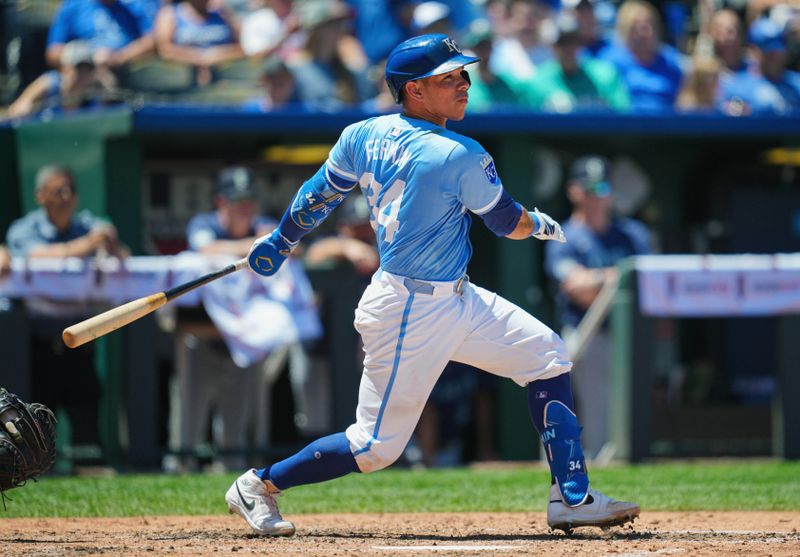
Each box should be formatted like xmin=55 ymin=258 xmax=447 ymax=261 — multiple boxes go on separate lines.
xmin=547 ymin=484 xmax=639 ymax=533
xmin=225 ymin=469 xmax=295 ymax=536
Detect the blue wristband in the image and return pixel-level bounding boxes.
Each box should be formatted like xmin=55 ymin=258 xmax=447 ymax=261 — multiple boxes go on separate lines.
xmin=529 ymin=211 xmax=541 ymax=235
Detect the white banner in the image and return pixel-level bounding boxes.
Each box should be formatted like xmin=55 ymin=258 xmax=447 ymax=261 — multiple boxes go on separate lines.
xmin=635 ymin=254 xmax=800 ymax=317
xmin=0 ymin=254 xmax=323 ymax=366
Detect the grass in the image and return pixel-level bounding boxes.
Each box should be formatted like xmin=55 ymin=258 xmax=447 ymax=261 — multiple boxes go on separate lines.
xmin=3 ymin=460 xmax=799 ymax=518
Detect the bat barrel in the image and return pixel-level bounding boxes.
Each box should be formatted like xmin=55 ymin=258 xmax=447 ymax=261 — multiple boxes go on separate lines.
xmin=62 ymin=258 xmax=249 ymax=348
xmin=62 ymin=293 xmax=167 ymax=348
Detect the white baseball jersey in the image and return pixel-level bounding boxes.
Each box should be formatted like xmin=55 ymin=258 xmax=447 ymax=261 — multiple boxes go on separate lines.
xmin=327 ymin=113 xmax=572 ymax=472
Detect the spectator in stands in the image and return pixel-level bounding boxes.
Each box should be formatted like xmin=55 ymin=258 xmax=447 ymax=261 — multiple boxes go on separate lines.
xmin=523 ymin=12 xmax=630 ymax=112
xmin=239 ymin=0 xmax=301 ymax=60
xmin=45 ymin=0 xmax=156 ymax=72
xmin=347 ymin=0 xmax=415 ymax=66
xmin=718 ymin=17 xmax=800 ymax=114
xmin=362 ymin=61 xmax=400 ymax=113
xmin=491 ymin=0 xmax=555 ymax=80
xmin=598 ymin=0 xmax=684 ymax=112
xmin=0 ymin=245 xmax=10 ymax=277
xmin=485 ymin=0 xmax=513 ymax=39
xmin=5 ymin=165 xmax=130 ymax=462
xmin=167 ymin=165 xmax=274 ymax=473
xmin=709 ymin=9 xmax=749 ymax=74
xmin=242 ymin=56 xmax=304 ymax=112
xmin=289 ymin=0 xmax=373 ymax=110
xmin=154 ymin=0 xmax=244 ymax=87
xmin=6 ymin=40 xmax=116 ymax=119
xmin=460 ymin=21 xmax=524 ymax=111
xmin=676 ymin=56 xmax=722 ymax=112
xmin=563 ymin=0 xmax=609 ymax=58
xmin=544 ymin=156 xmax=651 ymax=460
xmin=411 ymin=2 xmax=453 ymax=36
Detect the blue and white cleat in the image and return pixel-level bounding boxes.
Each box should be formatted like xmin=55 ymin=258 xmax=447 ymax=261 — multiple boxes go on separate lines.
xmin=225 ymin=469 xmax=296 ymax=536
xmin=547 ymin=484 xmax=640 ymax=533
xmin=541 ymin=400 xmax=589 ymax=506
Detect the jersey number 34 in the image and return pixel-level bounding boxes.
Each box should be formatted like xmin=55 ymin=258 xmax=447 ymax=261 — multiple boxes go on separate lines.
xmin=359 ymin=172 xmax=406 ymax=243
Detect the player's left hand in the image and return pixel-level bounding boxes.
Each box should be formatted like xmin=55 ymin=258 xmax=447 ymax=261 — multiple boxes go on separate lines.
xmin=247 ymin=230 xmax=296 ymax=276
xmin=530 ymin=208 xmax=566 ymax=243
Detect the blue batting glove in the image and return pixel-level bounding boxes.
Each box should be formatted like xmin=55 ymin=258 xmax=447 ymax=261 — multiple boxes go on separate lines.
xmin=530 ymin=208 xmax=566 ymax=243
xmin=247 ymin=230 xmax=297 ymax=277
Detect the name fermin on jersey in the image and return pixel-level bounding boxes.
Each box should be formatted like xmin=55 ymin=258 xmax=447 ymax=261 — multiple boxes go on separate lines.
xmin=364 ymin=138 xmax=412 ymax=169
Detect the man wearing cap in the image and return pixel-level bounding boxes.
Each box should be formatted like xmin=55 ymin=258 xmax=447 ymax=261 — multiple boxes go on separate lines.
xmin=544 ymin=156 xmax=651 ymax=460
xmin=522 ymin=12 xmax=630 ymax=112
xmin=7 ymin=40 xmax=116 ymax=118
xmin=226 ymin=33 xmax=639 ymax=537
xmin=6 ymin=165 xmax=130 ymax=461
xmin=717 ymin=17 xmax=800 ymax=114
xmin=166 ymin=166 xmax=275 ymax=473
xmin=46 ymin=0 xmax=155 ymax=71
xmin=564 ymin=0 xmax=609 ymax=58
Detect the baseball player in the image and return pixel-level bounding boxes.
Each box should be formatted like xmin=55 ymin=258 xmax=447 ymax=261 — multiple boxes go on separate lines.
xmin=225 ymin=33 xmax=640 ymax=536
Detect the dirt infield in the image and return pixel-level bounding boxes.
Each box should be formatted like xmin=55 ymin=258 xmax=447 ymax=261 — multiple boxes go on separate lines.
xmin=2 ymin=512 xmax=799 ymax=556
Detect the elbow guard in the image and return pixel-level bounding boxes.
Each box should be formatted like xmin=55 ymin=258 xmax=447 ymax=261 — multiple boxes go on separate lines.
xmin=278 ymin=165 xmax=357 ymax=243
xmin=478 ymin=188 xmax=523 ymax=237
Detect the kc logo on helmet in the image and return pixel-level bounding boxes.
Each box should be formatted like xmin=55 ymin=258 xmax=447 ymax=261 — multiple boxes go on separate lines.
xmin=443 ymin=38 xmax=461 ymax=53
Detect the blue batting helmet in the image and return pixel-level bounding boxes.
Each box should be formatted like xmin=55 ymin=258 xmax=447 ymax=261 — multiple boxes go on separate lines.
xmin=385 ymin=34 xmax=479 ymax=103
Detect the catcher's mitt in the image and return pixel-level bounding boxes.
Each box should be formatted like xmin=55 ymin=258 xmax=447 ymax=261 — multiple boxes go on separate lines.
xmin=0 ymin=388 xmax=57 ymax=493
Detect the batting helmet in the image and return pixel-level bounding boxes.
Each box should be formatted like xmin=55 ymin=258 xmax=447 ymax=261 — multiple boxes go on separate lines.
xmin=385 ymin=34 xmax=479 ymax=103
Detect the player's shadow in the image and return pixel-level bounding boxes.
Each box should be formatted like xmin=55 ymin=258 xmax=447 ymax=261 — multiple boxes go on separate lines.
xmin=303 ymin=529 xmax=656 ymax=542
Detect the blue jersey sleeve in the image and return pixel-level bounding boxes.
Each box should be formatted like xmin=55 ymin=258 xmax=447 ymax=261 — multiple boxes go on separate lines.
xmin=544 ymin=231 xmax=580 ymax=282
xmin=449 ymin=140 xmax=504 ymax=214
xmin=6 ymin=217 xmax=40 ymax=257
xmin=47 ymin=3 xmax=75 ymax=46
xmin=326 ymin=122 xmax=360 ymax=184
xmin=186 ymin=213 xmax=219 ymax=251
xmin=618 ymin=218 xmax=652 ymax=255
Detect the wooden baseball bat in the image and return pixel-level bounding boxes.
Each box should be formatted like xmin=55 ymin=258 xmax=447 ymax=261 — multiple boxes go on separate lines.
xmin=62 ymin=258 xmax=249 ymax=349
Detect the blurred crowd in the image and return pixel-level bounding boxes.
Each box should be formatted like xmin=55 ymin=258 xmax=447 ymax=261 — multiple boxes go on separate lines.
xmin=2 ymin=0 xmax=800 ymax=119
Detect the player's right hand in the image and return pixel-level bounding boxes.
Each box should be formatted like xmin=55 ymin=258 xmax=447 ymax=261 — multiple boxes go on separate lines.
xmin=530 ymin=208 xmax=566 ymax=243
xmin=247 ymin=230 xmax=296 ymax=276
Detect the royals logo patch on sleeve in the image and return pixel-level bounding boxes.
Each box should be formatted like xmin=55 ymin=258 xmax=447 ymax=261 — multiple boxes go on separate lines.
xmin=481 ymin=154 xmax=498 ymax=184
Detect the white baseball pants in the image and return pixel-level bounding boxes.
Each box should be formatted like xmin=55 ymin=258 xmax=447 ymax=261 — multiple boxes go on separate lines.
xmin=346 ymin=269 xmax=572 ymax=473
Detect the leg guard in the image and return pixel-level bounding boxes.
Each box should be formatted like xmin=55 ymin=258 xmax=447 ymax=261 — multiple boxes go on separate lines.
xmin=541 ymin=400 xmax=589 ymax=507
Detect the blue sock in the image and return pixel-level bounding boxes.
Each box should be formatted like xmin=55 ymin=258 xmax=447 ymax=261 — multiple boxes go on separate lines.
xmin=527 ymin=372 xmax=575 ymax=432
xmin=256 ymin=432 xmax=361 ymax=490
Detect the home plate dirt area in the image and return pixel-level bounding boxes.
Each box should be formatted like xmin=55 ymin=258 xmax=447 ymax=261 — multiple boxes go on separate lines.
xmin=2 ymin=512 xmax=799 ymax=556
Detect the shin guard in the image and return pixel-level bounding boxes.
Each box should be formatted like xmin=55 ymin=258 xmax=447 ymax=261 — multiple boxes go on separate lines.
xmin=541 ymin=400 xmax=589 ymax=507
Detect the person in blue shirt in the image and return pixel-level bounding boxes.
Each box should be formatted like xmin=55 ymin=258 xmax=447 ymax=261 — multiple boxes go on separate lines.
xmin=563 ymin=0 xmax=610 ymax=59
xmin=6 ymin=165 xmax=128 ymax=260
xmin=168 ymin=166 xmax=275 ymax=473
xmin=544 ymin=156 xmax=651 ymax=459
xmin=289 ymin=0 xmax=374 ymax=110
xmin=7 ymin=40 xmax=116 ymax=119
xmin=718 ymin=17 xmax=800 ymax=115
xmin=153 ymin=0 xmax=244 ymax=87
xmin=46 ymin=0 xmax=155 ymax=71
xmin=5 ymin=165 xmax=129 ymax=461
xmin=598 ymin=0 xmax=683 ymax=112
xmin=709 ymin=9 xmax=749 ymax=75
xmin=224 ymin=33 xmax=639 ymax=537
xmin=241 ymin=56 xmax=307 ymax=113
